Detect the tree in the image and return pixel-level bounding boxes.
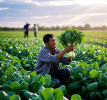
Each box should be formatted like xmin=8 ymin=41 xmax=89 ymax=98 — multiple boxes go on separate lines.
xmin=84 ymin=24 xmax=91 ymax=30
xmin=77 ymin=25 xmax=83 ymax=30
xmin=101 ymin=25 xmax=107 ymax=30
xmin=55 ymin=26 xmax=60 ymax=30
xmin=0 ymin=27 xmax=3 ymax=31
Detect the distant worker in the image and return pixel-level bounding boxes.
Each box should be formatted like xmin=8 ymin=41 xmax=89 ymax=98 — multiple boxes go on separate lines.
xmin=34 ymin=24 xmax=38 ymax=38
xmin=23 ymin=22 xmax=30 ymax=38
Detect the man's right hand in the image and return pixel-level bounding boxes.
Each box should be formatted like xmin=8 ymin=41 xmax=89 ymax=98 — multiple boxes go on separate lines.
xmin=64 ymin=45 xmax=75 ymax=53
xmin=57 ymin=45 xmax=75 ymax=60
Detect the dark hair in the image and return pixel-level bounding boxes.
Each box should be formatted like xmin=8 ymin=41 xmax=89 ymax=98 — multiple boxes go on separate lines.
xmin=43 ymin=33 xmax=54 ymax=43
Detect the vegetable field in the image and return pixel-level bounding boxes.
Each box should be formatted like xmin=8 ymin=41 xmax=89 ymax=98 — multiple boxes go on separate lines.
xmin=0 ymin=30 xmax=107 ymax=100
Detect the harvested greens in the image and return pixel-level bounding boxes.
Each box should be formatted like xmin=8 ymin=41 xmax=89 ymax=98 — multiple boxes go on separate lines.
xmin=58 ymin=28 xmax=85 ymax=58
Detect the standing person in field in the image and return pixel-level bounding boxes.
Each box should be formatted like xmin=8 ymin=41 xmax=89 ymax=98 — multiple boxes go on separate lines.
xmin=34 ymin=24 xmax=38 ymax=38
xmin=23 ymin=22 xmax=30 ymax=38
xmin=34 ymin=34 xmax=75 ymax=88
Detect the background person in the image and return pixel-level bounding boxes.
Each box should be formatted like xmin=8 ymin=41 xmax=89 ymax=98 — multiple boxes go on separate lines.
xmin=34 ymin=24 xmax=38 ymax=38
xmin=34 ymin=33 xmax=75 ymax=88
xmin=23 ymin=22 xmax=30 ymax=38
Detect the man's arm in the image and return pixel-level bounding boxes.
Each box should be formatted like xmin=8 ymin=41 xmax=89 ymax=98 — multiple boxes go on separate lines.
xmin=38 ymin=45 xmax=74 ymax=63
xmin=57 ymin=49 xmax=66 ymax=60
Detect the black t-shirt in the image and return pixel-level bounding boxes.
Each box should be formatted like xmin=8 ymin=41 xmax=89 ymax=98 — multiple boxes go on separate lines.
xmin=49 ymin=51 xmax=55 ymax=76
xmin=49 ymin=63 xmax=55 ymax=76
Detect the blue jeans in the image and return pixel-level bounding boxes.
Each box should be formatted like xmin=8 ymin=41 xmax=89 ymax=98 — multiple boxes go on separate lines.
xmin=50 ymin=68 xmax=71 ymax=88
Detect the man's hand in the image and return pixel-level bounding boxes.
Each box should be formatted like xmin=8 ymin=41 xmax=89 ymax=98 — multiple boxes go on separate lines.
xmin=64 ymin=45 xmax=75 ymax=53
xmin=65 ymin=45 xmax=75 ymax=62
xmin=57 ymin=45 xmax=75 ymax=61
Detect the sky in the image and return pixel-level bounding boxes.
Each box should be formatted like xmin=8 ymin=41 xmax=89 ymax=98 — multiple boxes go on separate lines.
xmin=0 ymin=0 xmax=107 ymax=28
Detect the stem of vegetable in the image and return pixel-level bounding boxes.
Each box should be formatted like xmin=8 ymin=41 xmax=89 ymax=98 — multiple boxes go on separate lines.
xmin=67 ymin=51 xmax=75 ymax=59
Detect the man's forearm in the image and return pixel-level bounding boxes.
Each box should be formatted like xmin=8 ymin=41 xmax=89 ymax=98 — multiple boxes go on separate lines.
xmin=57 ymin=50 xmax=66 ymax=60
xmin=57 ymin=50 xmax=72 ymax=62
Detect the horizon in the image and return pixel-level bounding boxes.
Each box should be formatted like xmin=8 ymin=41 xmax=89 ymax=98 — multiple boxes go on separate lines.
xmin=0 ymin=23 xmax=107 ymax=28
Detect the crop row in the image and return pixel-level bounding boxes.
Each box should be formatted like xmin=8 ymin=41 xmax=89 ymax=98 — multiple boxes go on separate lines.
xmin=0 ymin=38 xmax=82 ymax=100
xmin=85 ymin=38 xmax=107 ymax=48
xmin=0 ymin=38 xmax=107 ymax=100
xmin=61 ymin=61 xmax=107 ymax=99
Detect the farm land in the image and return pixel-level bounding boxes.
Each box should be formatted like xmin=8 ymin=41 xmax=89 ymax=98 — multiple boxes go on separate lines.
xmin=0 ymin=30 xmax=107 ymax=100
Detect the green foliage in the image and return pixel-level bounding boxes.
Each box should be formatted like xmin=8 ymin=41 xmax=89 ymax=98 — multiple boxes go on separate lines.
xmin=70 ymin=94 xmax=82 ymax=100
xmin=41 ymin=88 xmax=63 ymax=100
xmin=59 ymin=85 xmax=66 ymax=93
xmin=1 ymin=75 xmax=8 ymax=84
xmin=87 ymin=82 xmax=98 ymax=91
xmin=58 ymin=28 xmax=85 ymax=47
xmin=0 ymin=91 xmax=10 ymax=100
xmin=58 ymin=28 xmax=85 ymax=58
xmin=10 ymin=94 xmax=21 ymax=100
xmin=89 ymin=69 xmax=98 ymax=79
xmin=0 ymin=37 xmax=107 ymax=100
xmin=10 ymin=81 xmax=21 ymax=93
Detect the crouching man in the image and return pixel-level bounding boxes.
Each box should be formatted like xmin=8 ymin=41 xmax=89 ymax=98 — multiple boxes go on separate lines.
xmin=34 ymin=34 xmax=75 ymax=88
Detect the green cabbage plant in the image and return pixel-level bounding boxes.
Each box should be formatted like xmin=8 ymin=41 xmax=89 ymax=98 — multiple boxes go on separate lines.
xmin=58 ymin=28 xmax=85 ymax=58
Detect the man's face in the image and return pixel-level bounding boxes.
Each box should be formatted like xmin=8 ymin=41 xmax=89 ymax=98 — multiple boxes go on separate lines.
xmin=47 ymin=37 xmax=56 ymax=49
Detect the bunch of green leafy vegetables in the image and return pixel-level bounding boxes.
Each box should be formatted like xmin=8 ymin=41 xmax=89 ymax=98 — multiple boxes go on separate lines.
xmin=58 ymin=28 xmax=85 ymax=58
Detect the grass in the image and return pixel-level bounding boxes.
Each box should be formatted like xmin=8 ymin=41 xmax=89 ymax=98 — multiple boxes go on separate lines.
xmin=0 ymin=30 xmax=107 ymax=41
xmin=0 ymin=31 xmax=63 ymax=38
xmin=83 ymin=31 xmax=107 ymax=40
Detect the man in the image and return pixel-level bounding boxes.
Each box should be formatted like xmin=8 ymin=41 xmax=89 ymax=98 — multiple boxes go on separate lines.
xmin=35 ymin=34 xmax=75 ymax=88
xmin=34 ymin=24 xmax=38 ymax=38
xmin=23 ymin=23 xmax=30 ymax=38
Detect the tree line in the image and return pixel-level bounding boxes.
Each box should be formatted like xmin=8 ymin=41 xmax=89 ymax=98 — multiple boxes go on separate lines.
xmin=0 ymin=24 xmax=107 ymax=31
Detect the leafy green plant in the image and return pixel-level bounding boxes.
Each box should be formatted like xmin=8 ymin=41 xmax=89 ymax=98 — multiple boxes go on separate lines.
xmin=70 ymin=94 xmax=82 ymax=100
xmin=0 ymin=37 xmax=107 ymax=100
xmin=58 ymin=28 xmax=85 ymax=58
